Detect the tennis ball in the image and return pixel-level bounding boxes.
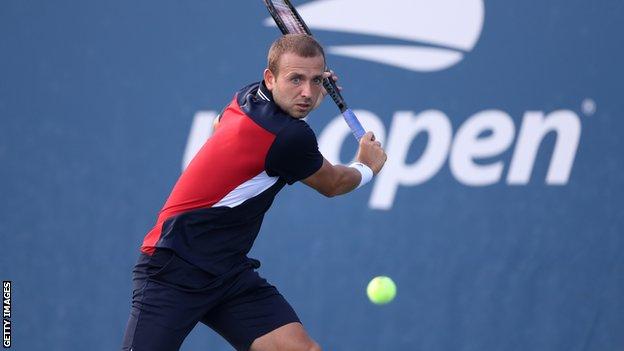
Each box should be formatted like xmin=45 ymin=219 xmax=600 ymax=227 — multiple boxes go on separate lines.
xmin=366 ymin=276 xmax=396 ymax=305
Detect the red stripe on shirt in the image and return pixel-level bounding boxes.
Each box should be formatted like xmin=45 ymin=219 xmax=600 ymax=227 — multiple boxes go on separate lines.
xmin=141 ymin=97 xmax=276 ymax=254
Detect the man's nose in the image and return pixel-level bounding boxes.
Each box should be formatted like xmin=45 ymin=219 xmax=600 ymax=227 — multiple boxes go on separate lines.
xmin=300 ymin=82 xmax=313 ymax=98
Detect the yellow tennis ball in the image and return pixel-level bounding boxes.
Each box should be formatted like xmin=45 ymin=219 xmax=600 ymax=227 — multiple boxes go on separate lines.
xmin=366 ymin=276 xmax=396 ymax=305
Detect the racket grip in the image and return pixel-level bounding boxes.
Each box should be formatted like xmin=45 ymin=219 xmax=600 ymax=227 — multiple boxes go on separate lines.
xmin=342 ymin=108 xmax=366 ymax=141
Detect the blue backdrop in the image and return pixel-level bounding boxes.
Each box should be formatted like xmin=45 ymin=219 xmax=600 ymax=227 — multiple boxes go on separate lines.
xmin=1 ymin=0 xmax=623 ymax=350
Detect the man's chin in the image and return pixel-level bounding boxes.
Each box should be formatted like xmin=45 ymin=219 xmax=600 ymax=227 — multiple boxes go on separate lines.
xmin=290 ymin=110 xmax=310 ymax=119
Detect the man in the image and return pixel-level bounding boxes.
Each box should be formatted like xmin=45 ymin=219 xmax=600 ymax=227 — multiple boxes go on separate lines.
xmin=122 ymin=34 xmax=386 ymax=351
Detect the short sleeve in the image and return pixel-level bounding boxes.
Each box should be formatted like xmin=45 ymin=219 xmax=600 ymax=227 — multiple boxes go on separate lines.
xmin=265 ymin=121 xmax=324 ymax=185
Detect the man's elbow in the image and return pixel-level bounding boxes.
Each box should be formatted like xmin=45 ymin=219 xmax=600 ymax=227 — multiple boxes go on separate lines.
xmin=319 ymin=187 xmax=338 ymax=198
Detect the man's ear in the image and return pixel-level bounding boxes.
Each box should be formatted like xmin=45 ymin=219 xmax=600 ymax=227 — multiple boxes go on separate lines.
xmin=263 ymin=69 xmax=275 ymax=91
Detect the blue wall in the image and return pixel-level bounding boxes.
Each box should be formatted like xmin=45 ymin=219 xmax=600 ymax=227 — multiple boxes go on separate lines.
xmin=1 ymin=0 xmax=622 ymax=350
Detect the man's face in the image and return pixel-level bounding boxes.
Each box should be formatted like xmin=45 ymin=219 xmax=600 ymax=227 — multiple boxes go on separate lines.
xmin=264 ymin=52 xmax=325 ymax=119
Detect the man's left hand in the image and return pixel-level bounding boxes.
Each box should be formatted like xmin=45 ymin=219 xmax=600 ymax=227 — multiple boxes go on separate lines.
xmin=314 ymin=70 xmax=341 ymax=109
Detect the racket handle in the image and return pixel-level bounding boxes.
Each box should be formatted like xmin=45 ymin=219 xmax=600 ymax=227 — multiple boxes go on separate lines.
xmin=342 ymin=108 xmax=366 ymax=141
xmin=321 ymin=70 xmax=365 ymax=140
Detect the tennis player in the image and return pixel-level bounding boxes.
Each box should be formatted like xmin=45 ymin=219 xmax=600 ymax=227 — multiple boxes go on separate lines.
xmin=121 ymin=34 xmax=386 ymax=351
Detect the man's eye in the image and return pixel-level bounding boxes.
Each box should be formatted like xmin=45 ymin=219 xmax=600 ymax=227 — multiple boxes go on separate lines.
xmin=313 ymin=78 xmax=322 ymax=85
xmin=291 ymin=77 xmax=301 ymax=84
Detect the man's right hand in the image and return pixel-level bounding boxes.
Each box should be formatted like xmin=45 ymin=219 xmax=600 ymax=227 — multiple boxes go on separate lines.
xmin=355 ymin=132 xmax=387 ymax=175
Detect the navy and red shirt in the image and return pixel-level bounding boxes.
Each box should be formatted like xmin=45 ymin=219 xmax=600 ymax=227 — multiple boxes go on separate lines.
xmin=140 ymin=81 xmax=324 ymax=275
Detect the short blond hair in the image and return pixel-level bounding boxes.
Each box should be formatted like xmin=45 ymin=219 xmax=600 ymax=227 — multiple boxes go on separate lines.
xmin=267 ymin=34 xmax=325 ymax=75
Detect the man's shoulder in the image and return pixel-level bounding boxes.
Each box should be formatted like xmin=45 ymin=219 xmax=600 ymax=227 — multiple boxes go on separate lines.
xmin=265 ymin=117 xmax=323 ymax=185
xmin=235 ymin=81 xmax=261 ymax=101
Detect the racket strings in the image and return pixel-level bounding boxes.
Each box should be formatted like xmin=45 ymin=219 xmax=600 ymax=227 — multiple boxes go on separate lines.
xmin=272 ymin=1 xmax=307 ymax=34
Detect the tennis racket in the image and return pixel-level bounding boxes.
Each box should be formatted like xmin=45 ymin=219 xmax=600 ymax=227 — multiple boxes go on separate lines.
xmin=262 ymin=0 xmax=366 ymax=141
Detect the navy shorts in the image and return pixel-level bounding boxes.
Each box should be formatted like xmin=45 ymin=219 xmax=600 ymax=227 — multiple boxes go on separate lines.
xmin=121 ymin=249 xmax=300 ymax=351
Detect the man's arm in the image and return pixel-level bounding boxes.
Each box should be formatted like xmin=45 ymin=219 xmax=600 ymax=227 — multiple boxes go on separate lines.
xmin=302 ymin=132 xmax=387 ymax=197
xmin=302 ymin=159 xmax=360 ymax=197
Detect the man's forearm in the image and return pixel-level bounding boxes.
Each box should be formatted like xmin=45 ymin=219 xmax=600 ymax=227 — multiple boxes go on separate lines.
xmin=324 ymin=164 xmax=361 ymax=197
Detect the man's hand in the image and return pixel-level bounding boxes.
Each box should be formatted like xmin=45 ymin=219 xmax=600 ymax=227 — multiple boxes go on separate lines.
xmin=355 ymin=132 xmax=387 ymax=175
xmin=212 ymin=115 xmax=220 ymax=132
xmin=314 ymin=70 xmax=341 ymax=109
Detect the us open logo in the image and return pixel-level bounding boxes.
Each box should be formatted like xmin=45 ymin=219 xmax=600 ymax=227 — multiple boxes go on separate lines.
xmin=185 ymin=0 xmax=589 ymax=210
xmin=263 ymin=0 xmax=485 ymax=72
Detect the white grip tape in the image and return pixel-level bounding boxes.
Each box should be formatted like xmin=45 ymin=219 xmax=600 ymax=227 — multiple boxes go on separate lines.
xmin=349 ymin=162 xmax=374 ymax=189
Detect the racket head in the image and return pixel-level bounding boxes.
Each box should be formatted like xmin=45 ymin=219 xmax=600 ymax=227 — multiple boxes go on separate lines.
xmin=263 ymin=0 xmax=312 ymax=35
xmin=262 ymin=0 xmax=351 ymax=116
